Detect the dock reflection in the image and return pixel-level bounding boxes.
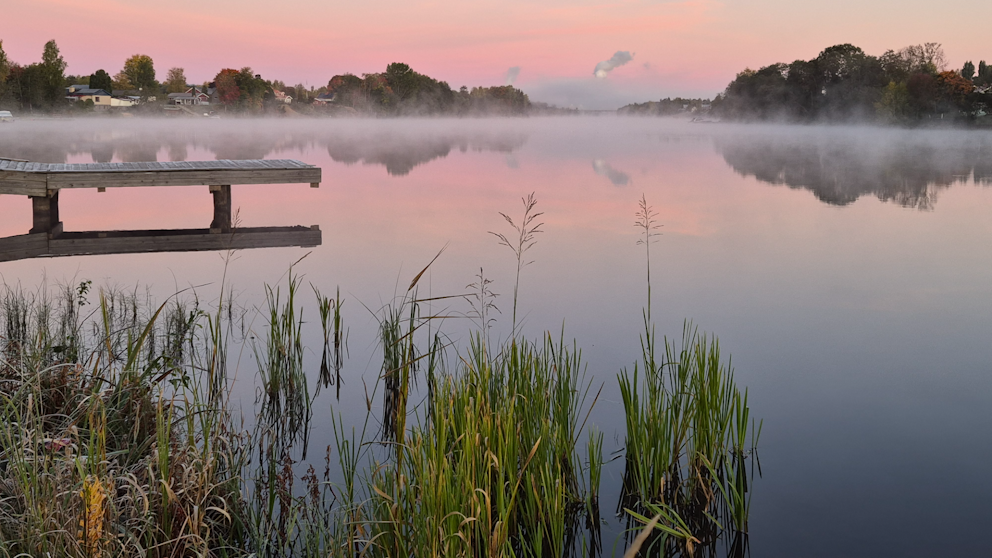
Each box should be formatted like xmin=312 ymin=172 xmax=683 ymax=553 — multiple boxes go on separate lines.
xmin=0 ymin=226 xmax=321 ymax=262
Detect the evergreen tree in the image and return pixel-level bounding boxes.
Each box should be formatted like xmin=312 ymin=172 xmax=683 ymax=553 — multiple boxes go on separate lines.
xmin=0 ymin=40 xmax=9 ymax=103
xmin=961 ymin=61 xmax=976 ymax=81
xmin=90 ymin=69 xmax=112 ymax=92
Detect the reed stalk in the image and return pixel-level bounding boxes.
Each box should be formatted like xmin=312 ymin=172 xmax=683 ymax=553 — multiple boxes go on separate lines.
xmin=491 ymin=192 xmax=543 ymax=334
xmin=619 ymin=196 xmax=760 ymax=557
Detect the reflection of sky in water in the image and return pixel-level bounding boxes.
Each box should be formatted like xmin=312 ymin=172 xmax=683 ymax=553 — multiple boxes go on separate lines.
xmin=1 ymin=119 xmax=992 ymax=556
xmin=592 ymin=159 xmax=630 ymax=186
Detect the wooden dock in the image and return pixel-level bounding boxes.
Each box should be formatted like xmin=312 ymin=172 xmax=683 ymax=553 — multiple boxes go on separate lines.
xmin=0 ymin=158 xmax=322 ymax=261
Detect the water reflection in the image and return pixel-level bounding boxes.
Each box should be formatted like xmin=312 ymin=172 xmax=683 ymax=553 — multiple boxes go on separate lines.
xmin=325 ymin=131 xmax=527 ymax=175
xmin=0 ymin=123 xmax=527 ymax=176
xmin=592 ymin=159 xmax=631 ymax=186
xmin=714 ymin=131 xmax=992 ymax=209
xmin=0 ymin=226 xmax=322 ymax=263
xmin=1 ymin=119 xmax=992 ymax=557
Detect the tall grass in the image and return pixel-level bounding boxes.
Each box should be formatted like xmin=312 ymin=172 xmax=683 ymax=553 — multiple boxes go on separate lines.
xmin=491 ymin=192 xmax=543 ymax=334
xmin=253 ymin=273 xmax=312 ymax=456
xmin=0 ymin=194 xmax=761 ymax=557
xmin=0 ymin=282 xmax=248 ymax=558
xmin=618 ymin=197 xmax=761 ymax=557
xmin=364 ymin=330 xmax=602 ymax=557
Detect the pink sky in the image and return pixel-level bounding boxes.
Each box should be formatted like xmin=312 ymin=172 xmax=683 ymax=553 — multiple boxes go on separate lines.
xmin=2 ymin=0 xmax=991 ymax=108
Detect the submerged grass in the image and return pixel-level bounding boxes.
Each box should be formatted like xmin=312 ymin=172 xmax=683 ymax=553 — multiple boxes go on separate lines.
xmin=0 ymin=194 xmax=761 ymax=557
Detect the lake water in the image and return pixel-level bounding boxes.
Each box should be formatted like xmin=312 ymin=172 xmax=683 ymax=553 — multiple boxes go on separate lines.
xmin=1 ymin=117 xmax=990 ymax=557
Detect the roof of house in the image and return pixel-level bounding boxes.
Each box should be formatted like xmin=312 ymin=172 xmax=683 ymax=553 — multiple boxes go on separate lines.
xmin=67 ymin=88 xmax=111 ymax=96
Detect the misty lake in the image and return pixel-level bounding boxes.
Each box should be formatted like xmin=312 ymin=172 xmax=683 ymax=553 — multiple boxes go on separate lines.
xmin=1 ymin=117 xmax=990 ymax=557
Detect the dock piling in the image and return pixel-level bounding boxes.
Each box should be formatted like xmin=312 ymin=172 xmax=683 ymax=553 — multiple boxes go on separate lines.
xmin=29 ymin=191 xmax=61 ymax=235
xmin=209 ymin=185 xmax=232 ymax=233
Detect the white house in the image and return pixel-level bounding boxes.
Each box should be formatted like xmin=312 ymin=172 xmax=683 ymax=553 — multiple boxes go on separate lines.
xmin=168 ymin=87 xmax=211 ymax=105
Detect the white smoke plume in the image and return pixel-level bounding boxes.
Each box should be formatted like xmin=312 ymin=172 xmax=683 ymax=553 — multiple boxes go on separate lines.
xmin=505 ymin=66 xmax=521 ymax=85
xmin=594 ymin=51 xmax=633 ymax=78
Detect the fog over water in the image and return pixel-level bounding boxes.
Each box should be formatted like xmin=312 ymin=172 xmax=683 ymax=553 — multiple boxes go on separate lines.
xmin=1 ymin=117 xmax=991 ymax=556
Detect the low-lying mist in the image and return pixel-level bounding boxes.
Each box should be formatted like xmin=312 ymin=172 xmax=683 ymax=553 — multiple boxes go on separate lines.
xmin=1 ymin=118 xmax=990 ymax=208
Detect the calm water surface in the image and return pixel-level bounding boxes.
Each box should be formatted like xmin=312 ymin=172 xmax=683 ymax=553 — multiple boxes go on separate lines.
xmin=1 ymin=118 xmax=990 ymax=556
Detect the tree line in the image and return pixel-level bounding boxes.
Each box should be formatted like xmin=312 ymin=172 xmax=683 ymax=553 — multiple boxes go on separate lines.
xmin=0 ymin=39 xmax=531 ymax=116
xmin=714 ymin=43 xmax=992 ymax=124
xmin=617 ymin=97 xmax=710 ymax=116
xmin=323 ymin=63 xmax=530 ymax=116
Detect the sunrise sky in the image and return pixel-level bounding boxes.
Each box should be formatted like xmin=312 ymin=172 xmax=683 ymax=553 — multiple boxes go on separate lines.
xmin=3 ymin=0 xmax=991 ymax=109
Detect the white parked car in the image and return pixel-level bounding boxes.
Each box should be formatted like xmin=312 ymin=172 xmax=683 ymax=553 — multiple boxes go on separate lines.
xmin=0 ymin=111 xmax=14 ymax=122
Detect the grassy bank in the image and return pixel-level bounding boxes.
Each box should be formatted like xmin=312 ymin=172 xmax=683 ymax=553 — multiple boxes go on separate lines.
xmin=0 ymin=198 xmax=759 ymax=557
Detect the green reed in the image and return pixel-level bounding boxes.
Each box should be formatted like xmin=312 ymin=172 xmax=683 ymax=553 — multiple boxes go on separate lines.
xmin=253 ymin=273 xmax=312 ymax=456
xmin=314 ymin=285 xmax=346 ymax=400
xmin=619 ymin=196 xmax=760 ymax=557
xmin=364 ymin=331 xmax=601 ymax=558
xmin=0 ymin=192 xmax=761 ymax=558
xmin=491 ymin=192 xmax=543 ymax=334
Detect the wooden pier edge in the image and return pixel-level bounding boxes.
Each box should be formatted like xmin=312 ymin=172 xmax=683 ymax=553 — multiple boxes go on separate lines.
xmin=0 ymin=158 xmax=323 ymax=244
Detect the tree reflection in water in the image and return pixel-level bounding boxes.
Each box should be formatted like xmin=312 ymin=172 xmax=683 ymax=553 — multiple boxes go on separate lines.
xmin=715 ymin=130 xmax=992 ymax=209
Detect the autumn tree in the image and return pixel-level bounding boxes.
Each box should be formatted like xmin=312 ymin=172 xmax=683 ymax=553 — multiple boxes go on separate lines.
xmin=165 ymin=67 xmax=187 ymax=93
xmin=935 ymin=71 xmax=974 ymax=112
xmin=90 ymin=69 xmax=112 ymax=92
xmin=122 ymin=54 xmax=156 ymax=93
xmin=40 ymin=40 xmax=67 ymax=105
xmin=112 ymin=70 xmax=133 ymax=91
xmin=213 ymin=69 xmax=240 ymax=107
xmin=234 ymin=67 xmax=270 ymax=110
xmin=326 ymin=73 xmax=363 ymax=105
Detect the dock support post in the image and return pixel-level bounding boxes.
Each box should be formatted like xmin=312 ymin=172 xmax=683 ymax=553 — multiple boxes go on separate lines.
xmin=29 ymin=191 xmax=61 ymax=235
xmin=209 ymin=185 xmax=232 ymax=233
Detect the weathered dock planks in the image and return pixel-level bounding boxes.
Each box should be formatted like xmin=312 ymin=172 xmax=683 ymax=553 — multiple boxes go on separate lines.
xmin=0 ymin=158 xmax=321 ymax=196
xmin=0 ymin=158 xmax=323 ymax=260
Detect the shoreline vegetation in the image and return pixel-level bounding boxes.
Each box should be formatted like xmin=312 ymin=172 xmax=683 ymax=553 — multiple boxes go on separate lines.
xmin=0 ymin=38 xmax=989 ymax=126
xmin=0 ymin=40 xmax=564 ymax=118
xmin=627 ymin=42 xmax=992 ymax=126
xmin=0 ymin=196 xmax=760 ymax=557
